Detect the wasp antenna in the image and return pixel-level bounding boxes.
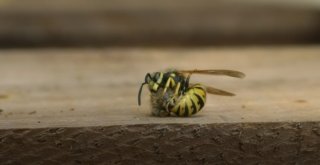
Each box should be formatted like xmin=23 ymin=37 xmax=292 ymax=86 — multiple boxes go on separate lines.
xmin=138 ymin=73 xmax=152 ymax=105
xmin=145 ymin=73 xmax=152 ymax=82
xmin=138 ymin=82 xmax=147 ymax=106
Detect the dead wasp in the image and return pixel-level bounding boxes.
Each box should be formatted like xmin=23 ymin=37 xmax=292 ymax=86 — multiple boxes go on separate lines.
xmin=138 ymin=69 xmax=245 ymax=117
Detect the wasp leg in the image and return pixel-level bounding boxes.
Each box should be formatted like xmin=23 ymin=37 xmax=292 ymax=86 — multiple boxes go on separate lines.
xmin=174 ymin=82 xmax=181 ymax=96
xmin=165 ymin=96 xmax=177 ymax=112
xmin=180 ymin=74 xmax=191 ymax=95
xmin=169 ymin=111 xmax=178 ymax=117
xmin=185 ymin=74 xmax=191 ymax=88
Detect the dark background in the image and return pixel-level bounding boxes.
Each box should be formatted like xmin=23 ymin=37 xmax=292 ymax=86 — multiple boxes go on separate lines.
xmin=0 ymin=0 xmax=320 ymax=48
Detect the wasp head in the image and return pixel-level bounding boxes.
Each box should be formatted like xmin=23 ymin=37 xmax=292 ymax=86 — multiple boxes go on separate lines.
xmin=138 ymin=72 xmax=163 ymax=105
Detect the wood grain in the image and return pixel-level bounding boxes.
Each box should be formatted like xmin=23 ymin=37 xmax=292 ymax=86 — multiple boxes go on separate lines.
xmin=1 ymin=46 xmax=320 ymax=164
xmin=1 ymin=123 xmax=319 ymax=164
xmin=0 ymin=46 xmax=319 ymax=129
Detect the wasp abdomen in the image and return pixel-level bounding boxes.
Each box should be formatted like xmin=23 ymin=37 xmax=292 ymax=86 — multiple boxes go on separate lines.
xmin=170 ymin=84 xmax=206 ymax=117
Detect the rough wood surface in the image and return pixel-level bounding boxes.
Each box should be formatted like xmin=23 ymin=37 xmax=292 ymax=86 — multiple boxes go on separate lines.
xmin=0 ymin=123 xmax=319 ymax=164
xmin=0 ymin=46 xmax=320 ymax=129
xmin=0 ymin=46 xmax=320 ymax=164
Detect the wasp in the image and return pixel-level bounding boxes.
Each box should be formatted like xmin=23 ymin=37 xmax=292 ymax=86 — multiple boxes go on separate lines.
xmin=138 ymin=69 xmax=245 ymax=117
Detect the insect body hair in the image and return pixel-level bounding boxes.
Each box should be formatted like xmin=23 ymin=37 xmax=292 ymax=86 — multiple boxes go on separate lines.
xmin=150 ymin=88 xmax=173 ymax=117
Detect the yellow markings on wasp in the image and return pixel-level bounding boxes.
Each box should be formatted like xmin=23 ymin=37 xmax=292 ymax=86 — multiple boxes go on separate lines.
xmin=170 ymin=77 xmax=176 ymax=87
xmin=174 ymin=82 xmax=181 ymax=96
xmin=156 ymin=72 xmax=163 ymax=84
xmin=152 ymin=83 xmax=159 ymax=91
xmin=186 ymin=97 xmax=193 ymax=116
xmin=171 ymin=96 xmax=184 ymax=114
xmin=162 ymin=78 xmax=171 ymax=94
xmin=194 ymin=88 xmax=206 ymax=98
xmin=179 ymin=99 xmax=186 ymax=116
xmin=196 ymin=88 xmax=206 ymax=106
xmin=162 ymin=77 xmax=176 ymax=95
xmin=171 ymin=105 xmax=178 ymax=113
xmin=190 ymin=93 xmax=200 ymax=111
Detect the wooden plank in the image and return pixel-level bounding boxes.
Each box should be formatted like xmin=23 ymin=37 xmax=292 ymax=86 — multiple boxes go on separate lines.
xmin=0 ymin=46 xmax=320 ymax=164
xmin=0 ymin=46 xmax=319 ymax=129
xmin=0 ymin=123 xmax=319 ymax=164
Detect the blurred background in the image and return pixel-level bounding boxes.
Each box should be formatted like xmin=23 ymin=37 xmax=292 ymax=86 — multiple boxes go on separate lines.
xmin=0 ymin=0 xmax=319 ymax=48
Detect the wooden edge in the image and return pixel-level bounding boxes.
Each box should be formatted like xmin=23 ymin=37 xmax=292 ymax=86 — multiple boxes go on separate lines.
xmin=0 ymin=122 xmax=319 ymax=164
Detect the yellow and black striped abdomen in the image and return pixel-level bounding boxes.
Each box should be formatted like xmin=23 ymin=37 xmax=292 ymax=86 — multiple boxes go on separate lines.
xmin=170 ymin=84 xmax=206 ymax=116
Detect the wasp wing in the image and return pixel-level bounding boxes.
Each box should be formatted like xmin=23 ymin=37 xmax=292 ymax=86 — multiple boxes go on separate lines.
xmin=178 ymin=69 xmax=245 ymax=78
xmin=205 ymin=85 xmax=235 ymax=96
xmin=189 ymin=83 xmax=235 ymax=96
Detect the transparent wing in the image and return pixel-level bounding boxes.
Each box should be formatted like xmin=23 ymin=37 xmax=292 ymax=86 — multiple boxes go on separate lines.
xmin=205 ymin=85 xmax=235 ymax=96
xmin=177 ymin=69 xmax=245 ymax=78
xmin=190 ymin=83 xmax=235 ymax=96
